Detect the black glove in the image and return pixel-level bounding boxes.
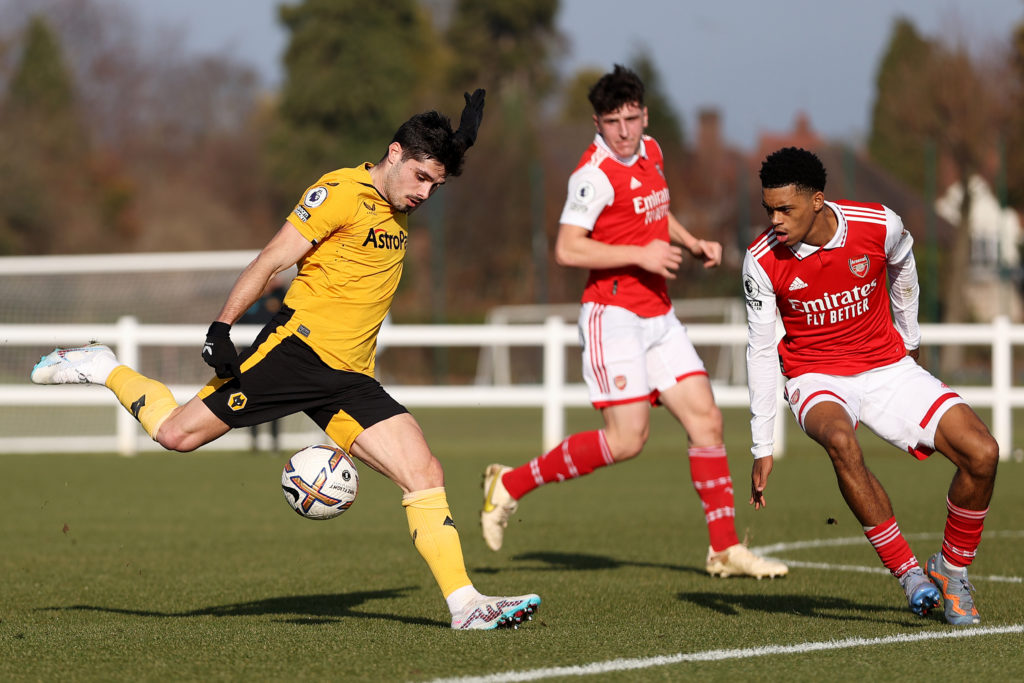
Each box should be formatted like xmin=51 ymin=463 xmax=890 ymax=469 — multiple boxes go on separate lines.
xmin=202 ymin=321 xmax=241 ymax=382
xmin=453 ymin=88 xmax=486 ymax=151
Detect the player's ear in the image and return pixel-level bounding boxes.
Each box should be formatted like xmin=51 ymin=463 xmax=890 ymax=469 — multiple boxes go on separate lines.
xmin=812 ymin=191 xmax=825 ymax=210
xmin=387 ymin=142 xmax=403 ymax=165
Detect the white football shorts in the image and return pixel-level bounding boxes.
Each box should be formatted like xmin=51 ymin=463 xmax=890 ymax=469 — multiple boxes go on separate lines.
xmin=579 ymin=302 xmax=707 ymax=408
xmin=784 ymin=356 xmax=965 ymax=459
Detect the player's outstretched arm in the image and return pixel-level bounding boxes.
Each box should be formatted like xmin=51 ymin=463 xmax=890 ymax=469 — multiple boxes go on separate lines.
xmin=750 ymin=455 xmax=774 ymax=510
xmin=201 ymin=223 xmax=313 ymax=379
xmin=214 ymin=222 xmax=312 ymax=326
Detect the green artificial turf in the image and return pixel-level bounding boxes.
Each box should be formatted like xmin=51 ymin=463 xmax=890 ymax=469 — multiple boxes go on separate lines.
xmin=2 ymin=408 xmax=1022 ymax=682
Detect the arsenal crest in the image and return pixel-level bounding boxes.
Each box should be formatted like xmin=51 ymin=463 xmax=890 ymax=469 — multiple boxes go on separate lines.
xmin=848 ymin=255 xmax=870 ymax=278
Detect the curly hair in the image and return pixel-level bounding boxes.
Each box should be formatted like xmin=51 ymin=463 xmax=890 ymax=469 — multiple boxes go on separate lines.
xmin=759 ymin=147 xmax=827 ymax=192
xmin=588 ymin=64 xmax=645 ymax=116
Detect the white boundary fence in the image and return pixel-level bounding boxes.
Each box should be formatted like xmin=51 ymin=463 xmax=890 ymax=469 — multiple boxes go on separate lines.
xmin=0 ymin=315 xmax=1020 ymax=459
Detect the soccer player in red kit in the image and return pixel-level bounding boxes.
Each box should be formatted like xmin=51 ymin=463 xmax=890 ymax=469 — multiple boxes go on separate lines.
xmin=744 ymin=147 xmax=999 ymax=624
xmin=480 ymin=64 xmax=787 ymax=579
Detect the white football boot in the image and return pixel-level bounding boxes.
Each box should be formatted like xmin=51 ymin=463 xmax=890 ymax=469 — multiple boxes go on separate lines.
xmin=480 ymin=464 xmax=518 ymax=551
xmin=706 ymin=543 xmax=789 ymax=579
xmin=450 ymin=593 xmax=541 ymax=630
xmin=30 ymin=344 xmax=119 ymax=385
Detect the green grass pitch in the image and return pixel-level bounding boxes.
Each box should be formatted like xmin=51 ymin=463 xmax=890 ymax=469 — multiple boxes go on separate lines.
xmin=2 ymin=407 xmax=1022 ymax=681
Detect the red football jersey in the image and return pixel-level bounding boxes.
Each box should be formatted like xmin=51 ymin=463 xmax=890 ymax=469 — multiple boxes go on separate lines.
xmin=559 ymin=135 xmax=672 ymax=317
xmin=745 ymin=200 xmax=909 ymax=377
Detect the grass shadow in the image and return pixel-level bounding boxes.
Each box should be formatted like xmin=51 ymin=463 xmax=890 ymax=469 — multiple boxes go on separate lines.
xmin=677 ymin=590 xmax=936 ymax=626
xmin=477 ymin=550 xmax=706 ymax=576
xmin=483 ymin=551 xmax=936 ymax=626
xmin=42 ymin=587 xmax=446 ymax=628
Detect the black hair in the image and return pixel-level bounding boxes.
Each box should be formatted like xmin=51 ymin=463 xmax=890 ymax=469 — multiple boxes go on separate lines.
xmin=588 ymin=64 xmax=645 ymax=116
xmin=759 ymin=147 xmax=827 ymax=192
xmin=386 ymin=111 xmax=467 ymax=177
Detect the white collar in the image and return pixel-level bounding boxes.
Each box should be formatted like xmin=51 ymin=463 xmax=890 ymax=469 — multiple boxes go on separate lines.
xmin=593 ymin=133 xmax=646 ymax=165
xmin=791 ymin=200 xmax=847 ymax=259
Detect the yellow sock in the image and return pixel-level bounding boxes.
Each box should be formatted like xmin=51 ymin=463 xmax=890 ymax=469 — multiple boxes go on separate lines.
xmin=402 ymin=487 xmax=472 ymax=598
xmin=105 ymin=366 xmax=178 ymax=439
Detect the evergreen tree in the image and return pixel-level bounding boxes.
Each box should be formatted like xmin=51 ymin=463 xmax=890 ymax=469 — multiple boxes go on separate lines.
xmin=1006 ymin=19 xmax=1024 ymax=208
xmin=266 ymin=0 xmax=442 ymax=207
xmin=434 ymin=0 xmax=564 ymax=311
xmin=445 ymin=0 xmax=561 ymax=97
xmin=629 ymin=51 xmax=685 ymax=154
xmin=867 ymin=16 xmax=1005 ymax=339
xmin=867 ymin=17 xmax=933 ymax=192
xmin=0 ymin=15 xmax=89 ymax=254
xmin=5 ymin=15 xmax=85 ymax=157
xmin=559 ymin=67 xmax=605 ymax=124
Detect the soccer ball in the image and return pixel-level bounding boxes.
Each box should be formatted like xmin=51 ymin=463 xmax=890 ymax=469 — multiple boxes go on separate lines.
xmin=281 ymin=444 xmax=359 ymax=520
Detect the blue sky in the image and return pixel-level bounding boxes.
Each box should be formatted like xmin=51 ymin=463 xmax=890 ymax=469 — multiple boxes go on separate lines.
xmin=133 ymin=0 xmax=1024 ymax=149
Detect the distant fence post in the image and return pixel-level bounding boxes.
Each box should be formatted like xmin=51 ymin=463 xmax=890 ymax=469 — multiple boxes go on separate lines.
xmin=543 ymin=315 xmax=565 ymax=451
xmin=993 ymin=315 xmax=1011 ymax=456
xmin=115 ymin=315 xmax=140 ymax=457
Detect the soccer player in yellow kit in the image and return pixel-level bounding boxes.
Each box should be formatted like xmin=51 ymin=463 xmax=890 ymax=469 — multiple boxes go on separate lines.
xmin=31 ymin=90 xmax=541 ymax=630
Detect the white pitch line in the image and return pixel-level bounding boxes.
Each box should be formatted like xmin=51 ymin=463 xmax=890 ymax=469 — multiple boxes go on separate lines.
xmin=748 ymin=530 xmax=1024 ymax=584
xmin=425 ymin=625 xmax=1024 ymax=683
xmin=773 ymin=559 xmax=1023 ymax=583
xmin=751 ymin=530 xmax=1024 ymax=556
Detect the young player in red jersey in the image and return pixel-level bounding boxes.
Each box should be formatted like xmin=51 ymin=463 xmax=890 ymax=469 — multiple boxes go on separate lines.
xmin=744 ymin=146 xmax=999 ymax=624
xmin=480 ymin=64 xmax=787 ymax=579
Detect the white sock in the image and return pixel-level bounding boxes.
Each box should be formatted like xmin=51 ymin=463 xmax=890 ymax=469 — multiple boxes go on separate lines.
xmin=940 ymin=554 xmax=968 ymax=576
xmin=91 ymin=355 xmax=121 ymax=384
xmin=446 ymin=584 xmax=484 ymax=614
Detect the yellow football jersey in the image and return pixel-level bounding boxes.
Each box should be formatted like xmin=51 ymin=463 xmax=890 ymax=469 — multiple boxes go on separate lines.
xmin=283 ymin=163 xmax=407 ymax=375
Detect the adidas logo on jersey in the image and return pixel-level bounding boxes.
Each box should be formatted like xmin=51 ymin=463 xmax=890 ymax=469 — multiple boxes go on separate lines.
xmin=629 ymin=176 xmax=642 ymax=190
xmin=788 ymin=277 xmax=809 ymax=291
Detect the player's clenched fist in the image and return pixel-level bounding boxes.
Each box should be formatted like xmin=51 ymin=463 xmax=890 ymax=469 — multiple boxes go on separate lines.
xmin=202 ymin=321 xmax=241 ymax=382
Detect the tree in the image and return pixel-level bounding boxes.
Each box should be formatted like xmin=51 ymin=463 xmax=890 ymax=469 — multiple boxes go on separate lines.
xmin=867 ymin=18 xmax=1006 ymax=332
xmin=0 ymin=15 xmax=89 ymax=253
xmin=267 ymin=0 xmax=442 ymax=209
xmin=629 ymin=50 xmax=685 ymax=154
xmin=558 ymin=66 xmax=604 ymax=124
xmin=868 ymin=18 xmax=933 ymax=192
xmin=1005 ymin=19 xmax=1024 ymax=208
xmin=445 ymin=0 xmax=562 ymax=98
xmin=424 ymin=0 xmax=564 ymax=314
xmin=0 ymin=0 xmax=275 ymax=254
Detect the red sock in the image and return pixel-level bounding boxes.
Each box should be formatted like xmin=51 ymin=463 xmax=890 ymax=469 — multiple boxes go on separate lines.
xmin=689 ymin=445 xmax=739 ymax=552
xmin=501 ymin=430 xmax=613 ymax=500
xmin=864 ymin=517 xmax=918 ymax=577
xmin=942 ymin=497 xmax=987 ymax=568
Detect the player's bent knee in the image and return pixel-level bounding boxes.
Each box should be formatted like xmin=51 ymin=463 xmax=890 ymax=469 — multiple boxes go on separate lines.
xmin=939 ymin=409 xmax=1000 ymax=478
xmin=608 ymin=433 xmax=646 ymax=461
xmin=154 ymin=425 xmax=202 ymax=453
xmin=968 ymin=434 xmax=999 ymax=479
xmin=820 ymin=427 xmax=859 ymax=462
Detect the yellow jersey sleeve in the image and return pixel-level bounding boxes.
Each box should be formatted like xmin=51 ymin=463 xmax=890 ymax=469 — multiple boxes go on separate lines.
xmin=281 ymin=165 xmax=408 ymax=376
